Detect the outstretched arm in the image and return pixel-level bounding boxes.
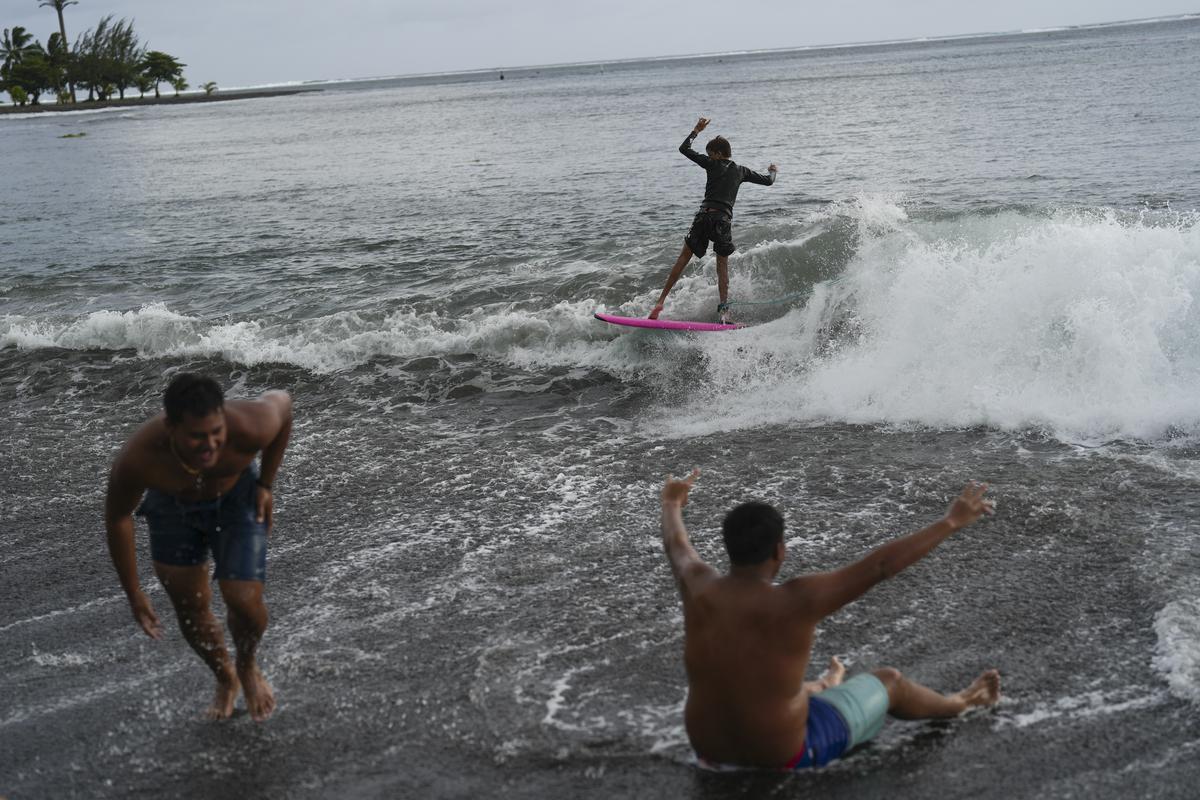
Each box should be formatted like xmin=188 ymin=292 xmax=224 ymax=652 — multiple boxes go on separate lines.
xmin=679 ymin=117 xmax=712 ymax=167
xmin=743 ymin=163 xmax=777 ymax=186
xmin=790 ymin=482 xmax=994 ymax=619
xmin=661 ymin=469 xmax=717 ymax=593
xmin=104 ymin=456 xmax=162 ymax=639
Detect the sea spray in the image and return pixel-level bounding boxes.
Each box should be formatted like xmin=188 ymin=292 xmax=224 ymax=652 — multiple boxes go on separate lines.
xmin=668 ymin=201 xmax=1200 ymax=442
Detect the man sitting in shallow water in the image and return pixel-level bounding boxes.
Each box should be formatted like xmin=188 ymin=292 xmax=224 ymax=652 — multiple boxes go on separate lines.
xmin=660 ymin=469 xmax=1000 ymax=769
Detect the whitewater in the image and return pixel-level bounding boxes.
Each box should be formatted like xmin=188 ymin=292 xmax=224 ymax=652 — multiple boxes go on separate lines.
xmin=3 ymin=15 xmax=1200 ymax=800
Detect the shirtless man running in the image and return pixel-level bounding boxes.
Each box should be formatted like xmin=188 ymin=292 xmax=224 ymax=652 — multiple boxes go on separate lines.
xmin=660 ymin=469 xmax=1000 ymax=769
xmin=104 ymin=374 xmax=293 ymax=721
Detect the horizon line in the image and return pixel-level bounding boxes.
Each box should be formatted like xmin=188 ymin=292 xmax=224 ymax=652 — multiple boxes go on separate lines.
xmin=223 ymin=11 xmax=1200 ymax=92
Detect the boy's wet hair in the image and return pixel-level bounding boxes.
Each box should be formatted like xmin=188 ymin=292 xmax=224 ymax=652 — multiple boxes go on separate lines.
xmin=722 ymin=501 xmax=784 ymax=565
xmin=164 ymin=373 xmax=225 ymax=423
xmin=706 ymin=135 xmax=731 ymax=158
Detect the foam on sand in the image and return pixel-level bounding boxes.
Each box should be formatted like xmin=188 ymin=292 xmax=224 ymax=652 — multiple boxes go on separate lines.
xmin=1154 ymin=597 xmax=1200 ymax=703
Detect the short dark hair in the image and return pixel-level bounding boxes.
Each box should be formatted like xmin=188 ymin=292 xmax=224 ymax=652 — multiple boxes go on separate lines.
xmin=722 ymin=501 xmax=784 ymax=565
xmin=163 ymin=373 xmax=225 ymax=423
xmin=706 ymin=135 xmax=731 ymax=158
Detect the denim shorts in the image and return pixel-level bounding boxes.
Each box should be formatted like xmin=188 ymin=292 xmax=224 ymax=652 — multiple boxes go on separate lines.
xmin=136 ymin=467 xmax=268 ymax=582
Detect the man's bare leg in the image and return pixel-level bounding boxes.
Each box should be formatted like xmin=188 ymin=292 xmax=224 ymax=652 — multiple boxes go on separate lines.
xmin=219 ymin=579 xmax=275 ymax=722
xmin=153 ymin=562 xmax=240 ymax=720
xmin=804 ymin=656 xmax=846 ymax=694
xmin=649 ymin=244 xmax=694 ymax=319
xmin=873 ymin=667 xmax=1001 ymax=719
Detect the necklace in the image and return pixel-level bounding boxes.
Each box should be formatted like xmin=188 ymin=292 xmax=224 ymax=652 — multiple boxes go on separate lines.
xmin=169 ymin=435 xmax=205 ymax=492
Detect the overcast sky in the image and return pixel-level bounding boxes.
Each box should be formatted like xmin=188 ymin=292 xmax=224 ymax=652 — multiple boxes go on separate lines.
xmin=4 ymin=0 xmax=1198 ymax=89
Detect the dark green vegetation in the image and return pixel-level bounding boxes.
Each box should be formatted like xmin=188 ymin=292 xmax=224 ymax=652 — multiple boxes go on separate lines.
xmin=2 ymin=1 xmax=188 ymax=107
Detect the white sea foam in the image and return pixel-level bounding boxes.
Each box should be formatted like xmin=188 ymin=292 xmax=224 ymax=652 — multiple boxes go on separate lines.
xmin=1153 ymin=598 xmax=1200 ymax=703
xmin=0 ymin=299 xmax=637 ymax=375
xmin=664 ymin=199 xmax=1200 ymax=442
xmin=0 ymin=595 xmax=121 ymax=634
xmin=4 ymin=200 xmax=1199 ymax=442
xmin=30 ymin=650 xmax=92 ymax=667
xmin=0 ymin=105 xmax=132 ymax=120
xmin=996 ymin=687 xmax=1168 ymax=729
xmin=542 ymin=666 xmax=594 ymax=730
xmin=0 ymin=666 xmax=182 ymax=728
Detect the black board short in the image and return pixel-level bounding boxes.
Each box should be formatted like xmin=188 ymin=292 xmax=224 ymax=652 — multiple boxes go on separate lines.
xmin=685 ymin=208 xmax=735 ymax=258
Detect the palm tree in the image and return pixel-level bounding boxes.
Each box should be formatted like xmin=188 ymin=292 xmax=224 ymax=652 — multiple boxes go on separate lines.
xmin=38 ymin=0 xmax=77 ymax=102
xmin=45 ymin=32 xmax=69 ymax=100
xmin=1 ymin=26 xmax=36 ymax=72
xmin=2 ymin=26 xmax=36 ymax=102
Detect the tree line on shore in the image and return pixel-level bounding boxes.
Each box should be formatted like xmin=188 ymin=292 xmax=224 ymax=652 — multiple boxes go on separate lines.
xmin=2 ymin=0 xmax=211 ymax=107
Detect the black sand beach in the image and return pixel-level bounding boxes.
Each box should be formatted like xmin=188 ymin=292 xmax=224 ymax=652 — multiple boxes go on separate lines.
xmin=3 ymin=16 xmax=1200 ymax=800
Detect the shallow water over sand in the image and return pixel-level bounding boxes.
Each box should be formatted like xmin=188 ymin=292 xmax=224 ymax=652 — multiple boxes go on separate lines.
xmin=3 ymin=16 xmax=1200 ymax=799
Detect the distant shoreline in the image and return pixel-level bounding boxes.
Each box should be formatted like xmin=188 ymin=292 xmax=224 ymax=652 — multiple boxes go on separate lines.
xmin=0 ymin=88 xmax=316 ymax=116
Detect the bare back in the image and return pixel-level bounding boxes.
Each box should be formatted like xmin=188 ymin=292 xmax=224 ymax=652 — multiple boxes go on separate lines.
xmin=658 ymin=472 xmax=992 ymax=768
xmin=682 ymin=576 xmax=818 ymax=765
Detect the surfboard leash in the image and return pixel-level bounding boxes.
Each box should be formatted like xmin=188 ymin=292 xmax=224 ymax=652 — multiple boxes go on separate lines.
xmin=724 ymin=290 xmax=811 ymax=308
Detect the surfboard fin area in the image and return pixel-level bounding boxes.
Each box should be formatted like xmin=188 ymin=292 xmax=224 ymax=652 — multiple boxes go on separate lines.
xmin=593 ymin=311 xmax=745 ymax=332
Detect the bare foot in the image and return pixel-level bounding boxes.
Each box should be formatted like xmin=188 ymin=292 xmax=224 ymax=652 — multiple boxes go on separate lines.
xmin=238 ymin=663 xmax=276 ymax=722
xmin=952 ymin=669 xmax=1001 ymax=711
xmin=648 ymin=304 xmax=664 ymax=320
xmin=205 ymin=672 xmax=240 ymax=721
xmin=803 ymin=656 xmax=846 ymax=694
xmin=820 ymin=656 xmax=846 ymax=689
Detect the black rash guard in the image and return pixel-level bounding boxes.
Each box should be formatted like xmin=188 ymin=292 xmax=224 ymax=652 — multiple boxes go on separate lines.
xmin=679 ymin=131 xmax=775 ymax=216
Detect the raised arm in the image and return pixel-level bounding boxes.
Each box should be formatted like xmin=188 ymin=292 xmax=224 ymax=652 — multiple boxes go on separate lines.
xmin=104 ymin=452 xmax=162 ymax=639
xmin=661 ymin=469 xmax=717 ymax=592
xmin=790 ymin=482 xmax=993 ymax=619
xmin=679 ymin=117 xmax=712 ymax=167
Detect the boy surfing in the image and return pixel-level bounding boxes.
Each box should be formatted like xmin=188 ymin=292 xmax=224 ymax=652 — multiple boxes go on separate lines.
xmin=650 ymin=117 xmax=777 ymax=324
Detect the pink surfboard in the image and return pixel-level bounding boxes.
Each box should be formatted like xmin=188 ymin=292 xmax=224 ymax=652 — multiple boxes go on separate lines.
xmin=593 ymin=311 xmax=744 ymax=332
xmin=590 ymin=309 xmax=739 ymax=331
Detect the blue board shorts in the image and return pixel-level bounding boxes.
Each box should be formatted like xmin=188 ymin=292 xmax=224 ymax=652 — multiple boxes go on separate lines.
xmin=136 ymin=467 xmax=268 ymax=582
xmin=787 ymin=674 xmax=890 ymax=769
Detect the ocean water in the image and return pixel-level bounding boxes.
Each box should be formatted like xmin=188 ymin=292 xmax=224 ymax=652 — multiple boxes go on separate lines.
xmin=3 ymin=16 xmax=1200 ymax=799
